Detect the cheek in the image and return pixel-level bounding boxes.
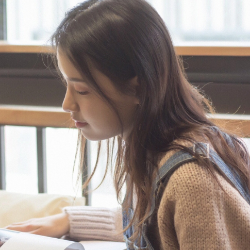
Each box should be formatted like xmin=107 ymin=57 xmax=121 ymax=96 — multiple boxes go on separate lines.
xmin=97 ymin=105 xmax=121 ymax=129
xmin=83 ymin=98 xmax=121 ymax=131
xmin=117 ymin=100 xmax=138 ymax=125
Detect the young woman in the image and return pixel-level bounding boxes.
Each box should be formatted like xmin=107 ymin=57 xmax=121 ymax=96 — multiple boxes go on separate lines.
xmin=6 ymin=0 xmax=250 ymax=249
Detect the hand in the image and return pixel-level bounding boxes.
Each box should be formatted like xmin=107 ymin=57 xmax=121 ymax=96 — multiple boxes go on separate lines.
xmin=4 ymin=213 xmax=70 ymax=238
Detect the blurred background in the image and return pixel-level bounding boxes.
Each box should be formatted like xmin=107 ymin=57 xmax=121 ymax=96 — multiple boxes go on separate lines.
xmin=1 ymin=0 xmax=250 ymax=207
xmin=4 ymin=0 xmax=250 ymax=44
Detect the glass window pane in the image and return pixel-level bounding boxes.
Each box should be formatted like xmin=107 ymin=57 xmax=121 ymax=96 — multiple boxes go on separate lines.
xmin=5 ymin=126 xmax=38 ymax=194
xmin=46 ymin=127 xmax=81 ymax=197
xmin=6 ymin=0 xmax=250 ymax=45
xmin=6 ymin=0 xmax=81 ymax=43
xmin=90 ymin=141 xmax=120 ymax=207
xmin=147 ymin=0 xmax=250 ymax=44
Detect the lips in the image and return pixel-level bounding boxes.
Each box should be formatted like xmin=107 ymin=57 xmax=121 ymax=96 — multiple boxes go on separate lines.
xmin=72 ymin=119 xmax=88 ymax=128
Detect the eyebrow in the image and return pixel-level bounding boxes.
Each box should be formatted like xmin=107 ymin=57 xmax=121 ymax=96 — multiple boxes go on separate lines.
xmin=66 ymin=77 xmax=86 ymax=83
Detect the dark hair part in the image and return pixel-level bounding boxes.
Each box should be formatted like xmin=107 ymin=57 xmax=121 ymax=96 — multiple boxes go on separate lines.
xmin=50 ymin=0 xmax=250 ymax=243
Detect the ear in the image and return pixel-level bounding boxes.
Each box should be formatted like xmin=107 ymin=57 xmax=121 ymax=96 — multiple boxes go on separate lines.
xmin=129 ymin=76 xmax=140 ymax=104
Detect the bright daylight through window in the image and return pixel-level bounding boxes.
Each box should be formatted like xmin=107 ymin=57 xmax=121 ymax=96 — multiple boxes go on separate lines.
xmin=2 ymin=0 xmax=250 ymax=207
xmin=6 ymin=0 xmax=250 ymax=44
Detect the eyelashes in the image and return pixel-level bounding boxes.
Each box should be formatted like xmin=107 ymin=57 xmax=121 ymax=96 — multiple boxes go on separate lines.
xmin=62 ymin=79 xmax=89 ymax=95
xmin=76 ymin=91 xmax=89 ymax=95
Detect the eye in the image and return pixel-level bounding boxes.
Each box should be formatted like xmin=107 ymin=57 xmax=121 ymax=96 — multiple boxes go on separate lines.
xmin=76 ymin=90 xmax=89 ymax=95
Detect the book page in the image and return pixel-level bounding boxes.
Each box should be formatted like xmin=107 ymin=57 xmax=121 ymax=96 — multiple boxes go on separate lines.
xmin=80 ymin=241 xmax=126 ymax=250
xmin=1 ymin=232 xmax=84 ymax=250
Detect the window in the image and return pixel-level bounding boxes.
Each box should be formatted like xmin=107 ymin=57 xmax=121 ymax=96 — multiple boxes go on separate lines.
xmin=4 ymin=126 xmax=81 ymax=197
xmin=5 ymin=0 xmax=250 ymax=45
xmin=6 ymin=0 xmax=80 ymax=43
xmin=2 ymin=0 xmax=250 ymax=207
xmin=46 ymin=127 xmax=81 ymax=197
xmin=3 ymin=125 xmax=121 ymax=206
xmin=148 ymin=0 xmax=250 ymax=44
xmin=5 ymin=126 xmax=38 ymax=194
xmin=90 ymin=141 xmax=121 ymax=207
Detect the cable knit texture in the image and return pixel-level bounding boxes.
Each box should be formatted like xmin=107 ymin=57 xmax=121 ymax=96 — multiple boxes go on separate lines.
xmin=63 ymin=206 xmax=123 ymax=242
xmin=63 ymin=160 xmax=250 ymax=249
xmin=157 ymin=162 xmax=250 ymax=249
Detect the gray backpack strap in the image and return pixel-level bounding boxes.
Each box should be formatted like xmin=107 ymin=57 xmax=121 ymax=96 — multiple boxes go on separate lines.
xmin=141 ymin=143 xmax=250 ymax=250
xmin=124 ymin=142 xmax=250 ymax=250
xmin=207 ymin=146 xmax=250 ymax=204
xmin=145 ymin=146 xmax=198 ymax=224
xmin=153 ymin=142 xmax=250 ymax=208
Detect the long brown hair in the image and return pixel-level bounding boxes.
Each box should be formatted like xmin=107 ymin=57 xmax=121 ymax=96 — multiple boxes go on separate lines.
xmin=50 ymin=0 xmax=250 ymax=242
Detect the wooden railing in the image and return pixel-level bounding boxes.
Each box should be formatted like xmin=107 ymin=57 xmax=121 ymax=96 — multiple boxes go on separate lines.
xmin=1 ymin=44 xmax=250 ymax=114
xmin=1 ymin=43 xmax=250 ymax=56
xmin=0 ymin=106 xmax=75 ymax=194
xmin=0 ymin=105 xmax=73 ymax=128
xmin=0 ymin=107 xmax=249 ymax=135
xmin=0 ymin=106 xmax=249 ymax=135
xmin=0 ymin=44 xmax=250 ymax=200
xmin=0 ymin=106 xmax=249 ymax=192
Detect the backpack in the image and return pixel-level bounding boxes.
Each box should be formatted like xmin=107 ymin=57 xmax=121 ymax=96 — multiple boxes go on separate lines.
xmin=123 ymin=142 xmax=250 ymax=250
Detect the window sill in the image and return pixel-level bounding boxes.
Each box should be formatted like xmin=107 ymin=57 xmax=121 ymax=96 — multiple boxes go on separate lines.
xmin=1 ymin=42 xmax=250 ymax=56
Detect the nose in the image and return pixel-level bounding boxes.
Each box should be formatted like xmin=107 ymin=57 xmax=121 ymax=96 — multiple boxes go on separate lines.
xmin=62 ymin=88 xmax=79 ymax=113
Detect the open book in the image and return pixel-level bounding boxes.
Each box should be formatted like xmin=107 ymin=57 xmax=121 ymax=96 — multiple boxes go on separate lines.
xmin=0 ymin=229 xmax=126 ymax=250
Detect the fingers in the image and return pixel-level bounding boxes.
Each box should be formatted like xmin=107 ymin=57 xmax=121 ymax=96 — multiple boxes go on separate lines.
xmin=3 ymin=214 xmax=69 ymax=238
xmin=6 ymin=222 xmax=27 ymax=227
xmin=5 ymin=221 xmax=40 ymax=233
xmin=5 ymin=220 xmax=51 ymax=237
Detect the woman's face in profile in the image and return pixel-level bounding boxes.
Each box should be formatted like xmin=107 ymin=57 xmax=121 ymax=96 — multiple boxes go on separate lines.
xmin=57 ymin=49 xmax=139 ymax=141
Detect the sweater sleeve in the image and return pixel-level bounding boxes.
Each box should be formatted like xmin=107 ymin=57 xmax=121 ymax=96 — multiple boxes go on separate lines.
xmin=62 ymin=206 xmax=124 ymax=242
xmin=158 ymin=162 xmax=250 ymax=250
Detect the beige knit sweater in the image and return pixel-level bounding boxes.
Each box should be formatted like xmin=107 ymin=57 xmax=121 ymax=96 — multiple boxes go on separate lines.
xmin=64 ymin=161 xmax=250 ymax=249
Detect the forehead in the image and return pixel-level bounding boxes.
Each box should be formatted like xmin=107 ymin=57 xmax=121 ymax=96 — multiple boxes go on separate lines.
xmin=57 ymin=49 xmax=83 ymax=78
xmin=56 ymin=48 xmax=123 ymax=98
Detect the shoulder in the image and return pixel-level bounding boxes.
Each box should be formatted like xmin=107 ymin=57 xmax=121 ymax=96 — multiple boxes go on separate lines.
xmin=157 ymin=157 xmax=250 ymax=249
xmin=158 ymin=159 xmax=250 ymax=222
xmin=160 ymin=161 xmax=219 ymax=204
xmin=157 ymin=162 xmax=223 ymax=247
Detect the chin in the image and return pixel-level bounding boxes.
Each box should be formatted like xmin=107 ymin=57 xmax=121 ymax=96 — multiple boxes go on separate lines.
xmin=82 ymin=135 xmax=102 ymax=141
xmin=81 ymin=131 xmax=115 ymax=141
